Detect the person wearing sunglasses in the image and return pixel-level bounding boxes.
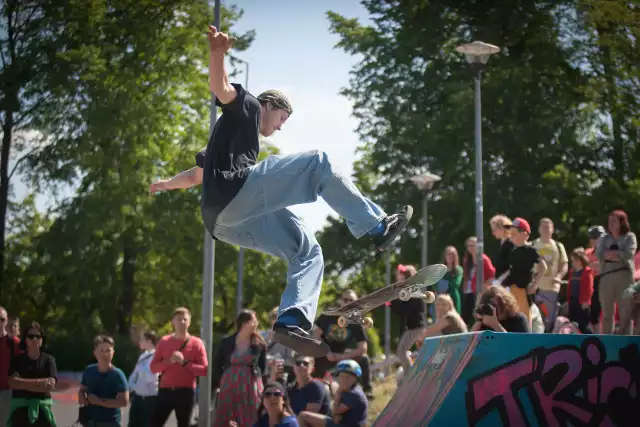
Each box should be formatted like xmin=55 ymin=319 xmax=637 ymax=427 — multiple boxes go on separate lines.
xmin=6 ymin=322 xmax=58 ymax=427
xmin=230 ymin=381 xmax=298 ymax=427
xmin=287 ymin=356 xmax=330 ymax=416
xmin=298 ymin=359 xmax=368 ymax=427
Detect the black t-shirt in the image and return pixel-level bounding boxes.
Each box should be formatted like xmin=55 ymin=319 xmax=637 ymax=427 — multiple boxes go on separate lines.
xmin=506 ymin=245 xmax=540 ymax=289
xmin=315 ymin=314 xmax=368 ymax=354
xmin=480 ymin=312 xmax=530 ymax=333
xmin=9 ymin=352 xmax=57 ymax=398
xmin=391 ymin=298 xmax=427 ymax=330
xmin=495 ymin=239 xmax=515 ymax=279
xmin=288 ymin=379 xmax=331 ymax=415
xmin=196 ymin=84 xmax=261 ymax=237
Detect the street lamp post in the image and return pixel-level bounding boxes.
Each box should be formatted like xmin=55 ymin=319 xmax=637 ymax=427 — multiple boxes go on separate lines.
xmin=200 ymin=3 xmax=221 ymax=425
xmin=235 ymin=58 xmax=249 ymax=316
xmin=454 ymin=41 xmax=500 ymax=297
xmin=409 ymin=173 xmax=442 ymax=268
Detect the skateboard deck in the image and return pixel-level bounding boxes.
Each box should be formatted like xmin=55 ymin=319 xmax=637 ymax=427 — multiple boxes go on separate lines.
xmin=322 ymin=264 xmax=448 ymax=328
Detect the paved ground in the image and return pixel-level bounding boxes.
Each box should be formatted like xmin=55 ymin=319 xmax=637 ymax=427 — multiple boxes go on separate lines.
xmin=52 ymin=387 xmax=180 ymax=427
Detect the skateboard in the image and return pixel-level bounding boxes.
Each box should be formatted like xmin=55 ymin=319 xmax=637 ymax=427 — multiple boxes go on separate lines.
xmin=322 ymin=264 xmax=448 ymax=329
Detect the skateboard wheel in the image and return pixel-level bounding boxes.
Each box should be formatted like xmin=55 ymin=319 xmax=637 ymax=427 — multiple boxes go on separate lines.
xmin=363 ymin=317 xmax=374 ymax=329
xmin=425 ymin=291 xmax=436 ymax=304
xmin=399 ymin=289 xmax=411 ymax=301
xmin=337 ymin=316 xmax=348 ymax=328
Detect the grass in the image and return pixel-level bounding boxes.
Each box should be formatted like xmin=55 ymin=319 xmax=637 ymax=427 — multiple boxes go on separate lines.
xmin=368 ymin=375 xmax=398 ymax=425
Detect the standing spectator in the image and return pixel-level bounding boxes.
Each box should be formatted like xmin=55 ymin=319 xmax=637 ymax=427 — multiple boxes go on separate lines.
xmin=261 ymin=307 xmax=295 ymax=385
xmin=461 ymin=237 xmax=496 ymax=326
xmin=532 ymin=218 xmax=569 ymax=331
xmin=212 ymin=309 xmax=267 ymax=427
xmin=489 ymin=214 xmax=515 ymax=282
xmin=0 ymin=306 xmax=21 ymax=426
xmin=127 ymin=331 xmax=158 ymax=427
xmin=420 ymin=294 xmax=467 ymax=340
xmin=78 ymin=335 xmax=129 ymax=427
xmin=471 ymin=286 xmax=531 ymax=333
xmin=313 ymin=290 xmax=373 ymax=399
xmin=298 ymin=360 xmax=368 ymax=427
xmin=442 ymin=246 xmax=463 ymax=313
xmin=150 ymin=307 xmax=207 ymax=427
xmin=287 ymin=355 xmax=330 ymax=416
xmin=566 ymin=248 xmax=595 ymax=334
xmin=596 ymin=210 xmax=638 ymax=335
xmin=623 ymin=282 xmax=640 ymax=333
xmin=7 ymin=322 xmax=57 ymax=427
xmin=586 ymin=225 xmax=605 ymax=331
xmin=6 ymin=317 xmax=19 ymax=339
xmin=391 ymin=264 xmax=427 ymax=377
xmin=503 ymin=218 xmax=547 ymax=324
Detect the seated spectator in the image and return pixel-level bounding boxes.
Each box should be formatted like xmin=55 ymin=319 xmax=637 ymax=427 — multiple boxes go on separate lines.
xmin=313 ymin=290 xmax=373 ymax=399
xmin=79 ymin=335 xmax=129 ymax=427
xmin=7 ymin=322 xmax=57 ymax=427
xmin=471 ymin=286 xmax=531 ymax=333
xmin=287 ymin=355 xmax=330 ymax=416
xmin=566 ymin=247 xmax=595 ymax=334
xmin=420 ymin=294 xmax=467 ymax=341
xmin=236 ymin=381 xmax=298 ymax=427
xmin=298 ymin=360 xmax=368 ymax=427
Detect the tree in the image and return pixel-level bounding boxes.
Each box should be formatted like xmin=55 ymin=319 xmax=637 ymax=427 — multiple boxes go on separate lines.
xmin=322 ymin=0 xmax=638 ymax=295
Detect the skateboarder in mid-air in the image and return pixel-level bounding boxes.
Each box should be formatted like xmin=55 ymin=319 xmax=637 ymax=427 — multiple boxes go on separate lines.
xmin=149 ymin=26 xmax=412 ymax=356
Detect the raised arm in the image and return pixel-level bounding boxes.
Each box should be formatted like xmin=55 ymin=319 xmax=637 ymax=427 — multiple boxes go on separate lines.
xmin=149 ymin=167 xmax=203 ymax=194
xmin=207 ymin=25 xmax=237 ymax=104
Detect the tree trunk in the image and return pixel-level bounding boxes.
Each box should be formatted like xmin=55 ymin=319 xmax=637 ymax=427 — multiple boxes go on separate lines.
xmin=118 ymin=232 xmax=136 ymax=334
xmin=0 ymin=111 xmax=14 ymax=296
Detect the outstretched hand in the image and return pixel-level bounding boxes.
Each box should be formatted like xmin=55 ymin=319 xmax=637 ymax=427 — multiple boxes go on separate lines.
xmin=149 ymin=179 xmax=168 ymax=195
xmin=207 ymin=25 xmax=234 ymax=54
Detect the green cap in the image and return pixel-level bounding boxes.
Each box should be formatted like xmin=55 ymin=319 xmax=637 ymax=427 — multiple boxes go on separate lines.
xmin=257 ymin=90 xmax=293 ymax=115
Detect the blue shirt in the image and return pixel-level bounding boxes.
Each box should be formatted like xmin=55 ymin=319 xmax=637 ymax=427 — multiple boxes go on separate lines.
xmin=288 ymin=380 xmax=331 ymax=415
xmin=81 ymin=364 xmax=128 ymax=423
xmin=253 ymin=414 xmax=299 ymax=427
xmin=339 ymin=386 xmax=368 ymax=427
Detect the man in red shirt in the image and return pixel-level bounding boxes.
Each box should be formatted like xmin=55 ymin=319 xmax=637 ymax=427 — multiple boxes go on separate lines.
xmin=0 ymin=306 xmax=20 ymax=426
xmin=150 ymin=307 xmax=208 ymax=427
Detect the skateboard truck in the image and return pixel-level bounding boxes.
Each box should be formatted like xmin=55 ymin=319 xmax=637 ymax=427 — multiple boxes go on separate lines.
xmin=399 ymin=285 xmax=436 ymax=303
xmin=337 ymin=309 xmax=374 ymax=329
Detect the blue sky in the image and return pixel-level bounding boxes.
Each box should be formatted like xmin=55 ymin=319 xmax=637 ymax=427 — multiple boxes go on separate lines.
xmin=229 ymin=0 xmax=371 ymax=233
xmin=15 ymin=0 xmax=371 ymax=234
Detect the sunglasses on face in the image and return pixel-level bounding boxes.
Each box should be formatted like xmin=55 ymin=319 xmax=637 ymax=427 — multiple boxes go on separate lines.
xmin=27 ymin=334 xmax=42 ymax=340
xmin=295 ymin=360 xmax=310 ymax=367
xmin=263 ymin=391 xmax=284 ymax=398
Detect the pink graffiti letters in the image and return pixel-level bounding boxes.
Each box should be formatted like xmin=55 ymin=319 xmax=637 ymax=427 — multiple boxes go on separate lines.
xmin=466 ymin=339 xmax=639 ymax=427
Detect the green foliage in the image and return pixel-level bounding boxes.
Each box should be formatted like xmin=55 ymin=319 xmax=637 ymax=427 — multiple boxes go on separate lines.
xmin=321 ymin=0 xmax=639 ymax=316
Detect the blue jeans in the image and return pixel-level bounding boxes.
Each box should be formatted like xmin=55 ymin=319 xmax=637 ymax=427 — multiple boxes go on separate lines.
xmin=214 ymin=150 xmax=386 ymax=328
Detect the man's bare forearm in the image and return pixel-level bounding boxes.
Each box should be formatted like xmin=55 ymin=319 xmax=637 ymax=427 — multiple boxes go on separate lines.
xmin=165 ymin=167 xmax=202 ymax=190
xmin=208 ymin=51 xmax=236 ymax=104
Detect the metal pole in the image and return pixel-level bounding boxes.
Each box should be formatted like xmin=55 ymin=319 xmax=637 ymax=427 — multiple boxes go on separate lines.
xmin=474 ymin=70 xmax=484 ymax=296
xmin=421 ymin=194 xmax=428 ymax=268
xmin=199 ymin=2 xmax=220 ymax=426
xmin=236 ymin=248 xmax=244 ymax=314
xmin=236 ymin=61 xmax=249 ymax=315
xmin=384 ymin=252 xmax=391 ymax=359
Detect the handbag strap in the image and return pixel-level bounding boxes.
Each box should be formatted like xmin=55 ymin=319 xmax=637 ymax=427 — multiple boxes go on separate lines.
xmin=159 ymin=337 xmax=190 ymax=385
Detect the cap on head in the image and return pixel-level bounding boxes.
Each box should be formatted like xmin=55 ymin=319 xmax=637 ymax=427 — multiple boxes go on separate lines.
xmin=588 ymin=225 xmax=605 ymax=240
xmin=257 ymin=90 xmax=293 ymax=115
xmin=511 ymin=218 xmax=531 ymax=234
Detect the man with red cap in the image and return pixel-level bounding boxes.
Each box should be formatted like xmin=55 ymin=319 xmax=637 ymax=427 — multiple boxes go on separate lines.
xmin=503 ymin=218 xmax=547 ymax=325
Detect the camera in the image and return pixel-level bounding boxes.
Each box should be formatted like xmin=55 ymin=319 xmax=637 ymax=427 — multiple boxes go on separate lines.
xmin=475 ymin=303 xmax=495 ymax=317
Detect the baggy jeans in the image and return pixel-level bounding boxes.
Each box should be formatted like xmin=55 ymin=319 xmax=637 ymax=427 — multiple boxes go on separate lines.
xmin=214 ymin=150 xmax=386 ymax=329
